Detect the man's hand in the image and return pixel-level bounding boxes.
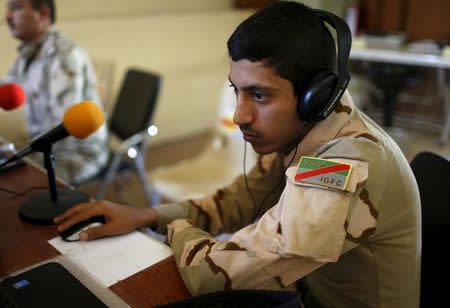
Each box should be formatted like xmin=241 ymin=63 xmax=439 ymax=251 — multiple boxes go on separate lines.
xmin=54 ymin=200 xmax=158 ymax=241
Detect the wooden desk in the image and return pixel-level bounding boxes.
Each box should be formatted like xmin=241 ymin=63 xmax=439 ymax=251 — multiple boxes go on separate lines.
xmin=0 ymin=158 xmax=191 ymax=307
xmin=350 ymin=47 xmax=450 ymax=144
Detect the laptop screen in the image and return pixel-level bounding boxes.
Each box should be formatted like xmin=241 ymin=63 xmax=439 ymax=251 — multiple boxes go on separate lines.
xmin=0 ymin=262 xmax=107 ymax=308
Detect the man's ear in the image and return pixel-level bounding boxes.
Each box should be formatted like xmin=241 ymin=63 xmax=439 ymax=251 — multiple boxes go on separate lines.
xmin=37 ymin=4 xmax=51 ymax=23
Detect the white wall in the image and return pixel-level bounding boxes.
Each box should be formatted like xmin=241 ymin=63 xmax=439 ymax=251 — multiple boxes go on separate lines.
xmin=0 ymin=1 xmax=252 ymax=146
xmin=0 ymin=0 xmax=353 ymax=147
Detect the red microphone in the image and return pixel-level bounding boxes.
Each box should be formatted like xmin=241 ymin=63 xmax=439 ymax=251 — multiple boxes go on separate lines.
xmin=0 ymin=83 xmax=26 ymax=110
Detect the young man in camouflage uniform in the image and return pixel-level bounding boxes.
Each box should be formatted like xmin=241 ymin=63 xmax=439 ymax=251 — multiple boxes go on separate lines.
xmin=2 ymin=0 xmax=108 ymax=184
xmin=55 ymin=2 xmax=421 ymax=307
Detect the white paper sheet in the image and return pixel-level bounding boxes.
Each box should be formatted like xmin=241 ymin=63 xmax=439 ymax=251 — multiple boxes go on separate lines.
xmin=49 ymin=231 xmax=173 ymax=287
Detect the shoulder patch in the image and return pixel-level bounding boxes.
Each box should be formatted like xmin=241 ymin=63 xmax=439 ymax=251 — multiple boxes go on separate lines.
xmin=293 ymin=156 xmax=352 ymax=191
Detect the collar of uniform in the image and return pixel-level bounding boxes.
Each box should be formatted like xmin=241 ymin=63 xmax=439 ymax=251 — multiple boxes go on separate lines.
xmin=283 ymin=91 xmax=354 ymax=167
xmin=42 ymin=26 xmax=58 ymax=56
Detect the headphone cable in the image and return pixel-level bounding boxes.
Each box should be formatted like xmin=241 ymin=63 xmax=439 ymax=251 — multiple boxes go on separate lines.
xmin=244 ymin=122 xmax=309 ymax=223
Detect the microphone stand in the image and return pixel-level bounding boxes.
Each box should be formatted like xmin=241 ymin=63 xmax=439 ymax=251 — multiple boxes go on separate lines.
xmin=44 ymin=149 xmax=58 ymax=202
xmin=19 ymin=143 xmax=90 ymax=225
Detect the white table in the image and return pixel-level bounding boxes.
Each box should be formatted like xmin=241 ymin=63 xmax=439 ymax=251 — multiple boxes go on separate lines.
xmin=350 ymin=47 xmax=450 ymax=144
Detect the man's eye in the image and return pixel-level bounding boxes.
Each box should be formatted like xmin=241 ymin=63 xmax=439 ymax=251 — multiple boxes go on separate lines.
xmin=253 ymin=92 xmax=265 ymax=101
xmin=8 ymin=3 xmax=22 ymax=10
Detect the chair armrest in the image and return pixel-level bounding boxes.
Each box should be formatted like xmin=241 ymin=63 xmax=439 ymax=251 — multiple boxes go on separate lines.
xmin=116 ymin=131 xmax=151 ymax=153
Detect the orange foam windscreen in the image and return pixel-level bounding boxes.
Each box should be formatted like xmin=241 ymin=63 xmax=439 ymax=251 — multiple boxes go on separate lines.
xmin=63 ymin=101 xmax=104 ymax=139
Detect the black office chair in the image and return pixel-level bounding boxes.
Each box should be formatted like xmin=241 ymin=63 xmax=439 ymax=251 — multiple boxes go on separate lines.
xmin=156 ymin=290 xmax=303 ymax=308
xmin=77 ymin=68 xmax=162 ymax=206
xmin=410 ymin=151 xmax=450 ymax=307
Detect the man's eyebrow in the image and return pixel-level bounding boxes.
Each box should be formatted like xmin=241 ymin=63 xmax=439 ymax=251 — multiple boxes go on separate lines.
xmin=228 ymin=78 xmax=277 ymax=93
xmin=241 ymin=85 xmax=276 ymax=93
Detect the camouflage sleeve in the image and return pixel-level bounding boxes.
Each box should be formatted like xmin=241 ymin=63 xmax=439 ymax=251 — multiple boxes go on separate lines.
xmin=166 ymin=157 xmax=370 ymax=295
xmin=316 ymin=137 xmax=381 ymax=255
xmin=154 ymin=153 xmax=286 ymax=235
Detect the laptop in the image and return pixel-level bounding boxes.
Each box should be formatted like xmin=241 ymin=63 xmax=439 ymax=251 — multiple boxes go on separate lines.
xmin=0 ymin=151 xmax=24 ymax=173
xmin=0 ymin=262 xmax=107 ymax=308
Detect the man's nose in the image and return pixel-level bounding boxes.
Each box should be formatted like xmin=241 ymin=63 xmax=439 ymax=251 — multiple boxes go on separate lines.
xmin=233 ymin=95 xmax=253 ymax=127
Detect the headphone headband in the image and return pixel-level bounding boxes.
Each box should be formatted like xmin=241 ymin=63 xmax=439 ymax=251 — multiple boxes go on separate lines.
xmin=306 ymin=9 xmax=352 ymax=121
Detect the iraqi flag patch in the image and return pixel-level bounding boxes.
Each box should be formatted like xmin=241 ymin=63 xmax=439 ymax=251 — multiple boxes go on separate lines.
xmin=293 ymin=156 xmax=352 ymax=191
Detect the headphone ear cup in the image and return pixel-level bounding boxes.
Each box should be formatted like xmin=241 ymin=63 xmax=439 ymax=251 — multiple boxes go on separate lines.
xmin=298 ymin=71 xmax=338 ymax=122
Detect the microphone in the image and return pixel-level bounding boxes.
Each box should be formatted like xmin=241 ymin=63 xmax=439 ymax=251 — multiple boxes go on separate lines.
xmin=1 ymin=100 xmax=105 ymax=225
xmin=0 ymin=83 xmax=26 ymax=110
xmin=0 ymin=100 xmax=104 ymax=169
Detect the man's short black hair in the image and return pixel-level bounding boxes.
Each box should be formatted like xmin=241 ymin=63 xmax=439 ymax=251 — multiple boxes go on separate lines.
xmin=227 ymin=1 xmax=336 ymax=97
xmin=30 ymin=0 xmax=56 ymax=24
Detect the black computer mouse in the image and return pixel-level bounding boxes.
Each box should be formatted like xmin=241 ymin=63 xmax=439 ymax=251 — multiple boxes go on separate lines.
xmin=60 ymin=216 xmax=106 ymax=242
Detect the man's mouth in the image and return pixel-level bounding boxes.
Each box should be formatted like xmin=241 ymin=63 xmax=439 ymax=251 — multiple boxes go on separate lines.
xmin=242 ymin=130 xmax=259 ymax=143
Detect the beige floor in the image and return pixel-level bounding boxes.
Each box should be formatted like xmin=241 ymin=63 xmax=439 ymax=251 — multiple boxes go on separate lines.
xmin=78 ymin=126 xmax=450 ymax=209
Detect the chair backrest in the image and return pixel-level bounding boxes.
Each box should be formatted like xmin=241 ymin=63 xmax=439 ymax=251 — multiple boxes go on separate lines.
xmin=109 ymin=68 xmax=162 ymax=141
xmin=410 ymin=151 xmax=450 ymax=307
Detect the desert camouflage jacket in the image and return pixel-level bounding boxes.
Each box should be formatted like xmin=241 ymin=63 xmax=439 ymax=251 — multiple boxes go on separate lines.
xmin=154 ymin=92 xmax=421 ymax=308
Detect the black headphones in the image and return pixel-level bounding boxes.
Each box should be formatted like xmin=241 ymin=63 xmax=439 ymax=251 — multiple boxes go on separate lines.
xmin=297 ymin=9 xmax=352 ymax=123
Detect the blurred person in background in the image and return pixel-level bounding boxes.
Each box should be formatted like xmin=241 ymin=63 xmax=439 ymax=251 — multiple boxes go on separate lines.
xmin=2 ymin=0 xmax=108 ymax=184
